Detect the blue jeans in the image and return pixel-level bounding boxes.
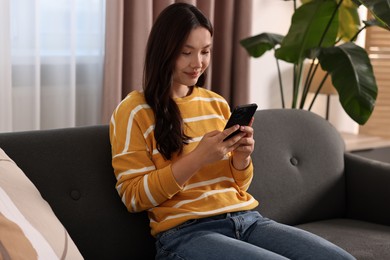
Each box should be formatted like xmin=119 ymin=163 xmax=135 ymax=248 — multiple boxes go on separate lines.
xmin=155 ymin=211 xmax=355 ymax=260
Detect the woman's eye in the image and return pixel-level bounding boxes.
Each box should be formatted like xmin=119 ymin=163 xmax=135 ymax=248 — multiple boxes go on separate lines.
xmin=202 ymin=50 xmax=210 ymax=55
xmin=182 ymin=52 xmax=191 ymax=55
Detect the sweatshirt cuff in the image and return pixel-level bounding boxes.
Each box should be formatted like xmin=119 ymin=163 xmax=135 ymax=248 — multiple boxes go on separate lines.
xmin=158 ymin=165 xmax=183 ymax=198
xmin=229 ymin=157 xmax=253 ymax=182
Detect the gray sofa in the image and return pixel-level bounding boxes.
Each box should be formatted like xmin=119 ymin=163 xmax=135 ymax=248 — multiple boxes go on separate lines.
xmin=1 ymin=109 xmax=390 ymax=259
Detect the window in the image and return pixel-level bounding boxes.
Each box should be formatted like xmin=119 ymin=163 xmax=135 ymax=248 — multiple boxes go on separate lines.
xmin=1 ymin=0 xmax=105 ymax=132
xmin=360 ymin=15 xmax=390 ymax=138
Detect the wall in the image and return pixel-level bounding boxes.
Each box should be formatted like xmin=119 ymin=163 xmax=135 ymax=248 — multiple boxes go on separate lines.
xmin=248 ymin=0 xmax=359 ymax=134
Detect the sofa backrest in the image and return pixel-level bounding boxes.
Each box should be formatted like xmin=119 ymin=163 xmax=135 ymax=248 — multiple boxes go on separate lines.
xmin=249 ymin=109 xmax=346 ymax=225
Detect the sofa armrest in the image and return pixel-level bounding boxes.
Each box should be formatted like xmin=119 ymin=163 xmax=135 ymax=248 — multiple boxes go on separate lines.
xmin=345 ymin=152 xmax=390 ymax=226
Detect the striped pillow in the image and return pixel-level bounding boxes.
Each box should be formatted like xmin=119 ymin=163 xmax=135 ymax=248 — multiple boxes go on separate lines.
xmin=0 ymin=148 xmax=83 ymax=260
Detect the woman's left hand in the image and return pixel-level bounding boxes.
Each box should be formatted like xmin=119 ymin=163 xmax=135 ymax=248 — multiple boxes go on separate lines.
xmin=231 ymin=117 xmax=255 ymax=170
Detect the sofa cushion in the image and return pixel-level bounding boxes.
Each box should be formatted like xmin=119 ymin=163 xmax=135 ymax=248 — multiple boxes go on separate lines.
xmin=0 ymin=148 xmax=83 ymax=260
xmin=297 ymin=219 xmax=390 ymax=260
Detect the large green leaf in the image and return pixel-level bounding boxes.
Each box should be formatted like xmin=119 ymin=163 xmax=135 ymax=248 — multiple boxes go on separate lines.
xmin=240 ymin=33 xmax=284 ymax=58
xmin=318 ymin=42 xmax=378 ymax=124
xmin=338 ymin=0 xmax=361 ymax=41
xmin=302 ymin=0 xmax=361 ymax=42
xmin=275 ymin=0 xmax=339 ymax=63
xmin=357 ymin=0 xmax=390 ymax=29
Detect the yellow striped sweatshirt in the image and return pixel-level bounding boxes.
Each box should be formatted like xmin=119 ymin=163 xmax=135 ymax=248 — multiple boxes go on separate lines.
xmin=109 ymin=87 xmax=258 ymax=237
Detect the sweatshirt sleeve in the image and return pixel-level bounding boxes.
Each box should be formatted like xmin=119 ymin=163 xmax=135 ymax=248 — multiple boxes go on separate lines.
xmin=229 ymin=157 xmax=254 ymax=191
xmin=109 ymin=97 xmax=182 ymax=213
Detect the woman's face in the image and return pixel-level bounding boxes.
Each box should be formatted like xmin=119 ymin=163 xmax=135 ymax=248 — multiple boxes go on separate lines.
xmin=172 ymin=27 xmax=212 ymax=93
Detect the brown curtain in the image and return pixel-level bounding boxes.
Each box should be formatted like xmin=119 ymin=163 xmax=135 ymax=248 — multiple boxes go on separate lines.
xmin=102 ymin=0 xmax=253 ymax=123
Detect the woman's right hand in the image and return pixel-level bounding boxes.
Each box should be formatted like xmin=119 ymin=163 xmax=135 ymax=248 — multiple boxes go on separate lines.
xmin=171 ymin=125 xmax=245 ymax=186
xmin=194 ymin=125 xmax=245 ymax=166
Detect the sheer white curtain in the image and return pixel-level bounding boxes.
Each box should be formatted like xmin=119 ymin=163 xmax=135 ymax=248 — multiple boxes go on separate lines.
xmin=0 ymin=0 xmax=105 ymax=133
xmin=0 ymin=0 xmax=12 ymax=132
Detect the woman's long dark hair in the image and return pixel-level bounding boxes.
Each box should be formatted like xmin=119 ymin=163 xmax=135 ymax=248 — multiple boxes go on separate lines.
xmin=143 ymin=3 xmax=213 ymax=160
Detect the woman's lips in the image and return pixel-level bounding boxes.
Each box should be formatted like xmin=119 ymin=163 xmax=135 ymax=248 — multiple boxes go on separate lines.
xmin=185 ymin=71 xmax=200 ymax=78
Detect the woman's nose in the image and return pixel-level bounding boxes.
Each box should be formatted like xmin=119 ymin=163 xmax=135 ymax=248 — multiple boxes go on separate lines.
xmin=191 ymin=54 xmax=202 ymax=68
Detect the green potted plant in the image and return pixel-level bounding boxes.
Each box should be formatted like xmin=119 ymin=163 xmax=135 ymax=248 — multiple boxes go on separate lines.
xmin=241 ymin=0 xmax=390 ymax=124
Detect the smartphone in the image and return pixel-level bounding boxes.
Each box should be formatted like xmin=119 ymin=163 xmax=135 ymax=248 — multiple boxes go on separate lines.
xmin=223 ymin=103 xmax=258 ymax=141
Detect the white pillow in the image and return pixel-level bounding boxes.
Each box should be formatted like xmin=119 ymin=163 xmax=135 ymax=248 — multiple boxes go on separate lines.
xmin=0 ymin=148 xmax=83 ymax=260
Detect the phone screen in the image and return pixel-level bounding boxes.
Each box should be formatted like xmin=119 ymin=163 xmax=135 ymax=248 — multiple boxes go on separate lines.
xmin=223 ymin=103 xmax=258 ymax=141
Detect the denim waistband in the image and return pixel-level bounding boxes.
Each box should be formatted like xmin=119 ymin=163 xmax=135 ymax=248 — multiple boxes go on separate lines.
xmin=156 ymin=211 xmax=260 ymax=240
xmin=207 ymin=212 xmax=232 ymax=220
xmin=205 ymin=210 xmax=251 ymax=221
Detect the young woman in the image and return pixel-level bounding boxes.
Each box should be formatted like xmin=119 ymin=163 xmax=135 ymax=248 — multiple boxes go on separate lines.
xmin=110 ymin=3 xmax=355 ymax=260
